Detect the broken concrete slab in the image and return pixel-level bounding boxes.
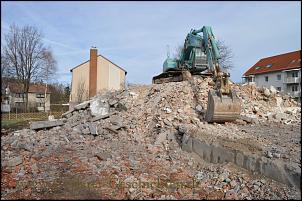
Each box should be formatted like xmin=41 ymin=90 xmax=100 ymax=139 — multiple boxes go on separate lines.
xmin=91 ymin=114 xmax=110 ymax=122
xmin=74 ymin=100 xmax=91 ymax=110
xmin=61 ymin=109 xmax=74 ymax=118
xmin=240 ymin=115 xmax=258 ymax=124
xmin=109 ymin=99 xmax=118 ymax=106
xmin=30 ymin=120 xmax=64 ymax=130
xmin=90 ymin=99 xmax=109 ymax=116
xmin=182 ymin=134 xmax=301 ymax=190
xmin=109 ymin=115 xmax=124 ymax=126
xmin=104 ymin=126 xmax=120 ymax=134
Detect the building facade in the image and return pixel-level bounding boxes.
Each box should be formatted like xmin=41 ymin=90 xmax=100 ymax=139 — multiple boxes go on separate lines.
xmin=242 ymin=50 xmax=301 ymax=102
xmin=70 ymin=48 xmax=127 ymax=103
xmin=1 ymin=80 xmax=51 ymax=112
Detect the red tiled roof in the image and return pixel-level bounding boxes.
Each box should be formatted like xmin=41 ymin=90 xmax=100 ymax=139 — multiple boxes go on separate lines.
xmin=28 ymin=84 xmax=51 ymax=93
xmin=4 ymin=82 xmax=51 ymax=94
xmin=243 ymin=50 xmax=301 ymax=76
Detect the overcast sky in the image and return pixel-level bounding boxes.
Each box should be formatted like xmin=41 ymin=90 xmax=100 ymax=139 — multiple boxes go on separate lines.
xmin=1 ymin=1 xmax=301 ymax=85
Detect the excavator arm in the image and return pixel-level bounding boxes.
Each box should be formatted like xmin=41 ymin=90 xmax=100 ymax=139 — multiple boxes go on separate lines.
xmin=197 ymin=26 xmax=241 ymax=122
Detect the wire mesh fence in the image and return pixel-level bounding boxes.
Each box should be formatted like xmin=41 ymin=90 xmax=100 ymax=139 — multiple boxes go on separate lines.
xmin=1 ymin=111 xmax=64 ymax=120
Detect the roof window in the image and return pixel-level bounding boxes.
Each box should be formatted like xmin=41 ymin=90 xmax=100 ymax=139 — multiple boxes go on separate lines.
xmin=255 ymin=66 xmax=261 ymax=70
xmin=266 ymin=64 xmax=272 ymax=68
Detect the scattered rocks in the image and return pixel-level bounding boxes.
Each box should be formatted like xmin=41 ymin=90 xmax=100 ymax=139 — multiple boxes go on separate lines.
xmin=8 ymin=156 xmax=23 ymax=167
xmin=2 ymin=76 xmax=300 ymax=200
xmin=263 ymin=88 xmax=271 ymax=97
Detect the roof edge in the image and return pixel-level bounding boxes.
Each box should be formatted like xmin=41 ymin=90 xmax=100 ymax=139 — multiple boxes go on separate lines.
xmin=70 ymin=54 xmax=127 ymax=74
xmin=258 ymin=50 xmax=301 ymax=61
xmin=244 ymin=65 xmax=301 ymax=76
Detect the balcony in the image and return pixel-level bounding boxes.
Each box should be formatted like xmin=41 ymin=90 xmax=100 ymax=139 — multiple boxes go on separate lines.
xmin=14 ymin=97 xmax=26 ymax=102
xmin=284 ymin=77 xmax=300 ymax=84
xmin=288 ymin=91 xmax=301 ymax=98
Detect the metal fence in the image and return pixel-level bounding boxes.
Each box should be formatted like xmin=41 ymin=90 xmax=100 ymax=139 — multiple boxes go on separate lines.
xmin=1 ymin=111 xmax=64 ymax=120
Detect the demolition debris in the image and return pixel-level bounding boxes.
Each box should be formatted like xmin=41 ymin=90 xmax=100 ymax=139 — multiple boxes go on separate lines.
xmin=1 ymin=76 xmax=301 ymax=199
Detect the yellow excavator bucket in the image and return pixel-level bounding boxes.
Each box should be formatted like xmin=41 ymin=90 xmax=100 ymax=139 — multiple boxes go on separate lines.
xmin=205 ymin=90 xmax=241 ymax=122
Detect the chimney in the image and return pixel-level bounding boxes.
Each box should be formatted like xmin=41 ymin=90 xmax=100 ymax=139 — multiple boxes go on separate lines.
xmin=89 ymin=47 xmax=97 ymax=98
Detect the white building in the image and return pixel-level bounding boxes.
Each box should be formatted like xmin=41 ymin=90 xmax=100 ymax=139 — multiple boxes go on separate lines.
xmin=242 ymin=50 xmax=301 ymax=102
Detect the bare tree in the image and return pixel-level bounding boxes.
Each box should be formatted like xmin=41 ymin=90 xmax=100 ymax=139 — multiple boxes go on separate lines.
xmin=2 ymin=24 xmax=57 ymax=111
xmin=173 ymin=45 xmax=183 ymax=60
xmin=41 ymin=49 xmax=57 ymax=111
xmin=216 ymin=39 xmax=234 ymax=71
xmin=1 ymin=49 xmax=11 ymax=78
xmin=172 ymin=40 xmax=234 ymax=72
xmin=77 ymin=78 xmax=88 ymax=103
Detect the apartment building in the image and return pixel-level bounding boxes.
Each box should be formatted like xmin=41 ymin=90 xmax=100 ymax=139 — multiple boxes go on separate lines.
xmin=1 ymin=78 xmax=51 ymax=112
xmin=242 ymin=50 xmax=301 ymax=102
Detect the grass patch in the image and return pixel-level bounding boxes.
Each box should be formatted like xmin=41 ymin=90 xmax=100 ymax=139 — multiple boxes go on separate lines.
xmin=1 ymin=119 xmax=30 ymax=130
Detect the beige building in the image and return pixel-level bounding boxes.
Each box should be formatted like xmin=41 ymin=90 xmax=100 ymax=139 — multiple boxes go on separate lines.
xmin=1 ymin=79 xmax=51 ymax=113
xmin=70 ymin=48 xmax=127 ymax=104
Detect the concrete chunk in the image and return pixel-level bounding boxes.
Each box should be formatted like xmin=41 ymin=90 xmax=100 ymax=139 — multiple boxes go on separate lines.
xmin=62 ymin=109 xmax=74 ymax=118
xmin=91 ymin=114 xmax=110 ymax=122
xmin=74 ymin=100 xmax=91 ymax=110
xmin=88 ymin=123 xmax=97 ymax=135
xmin=30 ymin=120 xmax=64 ymax=130
xmin=90 ymin=99 xmax=109 ymax=116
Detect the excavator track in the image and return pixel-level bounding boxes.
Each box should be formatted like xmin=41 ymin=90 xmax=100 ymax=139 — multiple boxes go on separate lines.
xmin=152 ymin=70 xmax=192 ymax=84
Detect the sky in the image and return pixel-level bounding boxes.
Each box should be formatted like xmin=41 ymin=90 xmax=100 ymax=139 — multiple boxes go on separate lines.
xmin=1 ymin=1 xmax=301 ymax=85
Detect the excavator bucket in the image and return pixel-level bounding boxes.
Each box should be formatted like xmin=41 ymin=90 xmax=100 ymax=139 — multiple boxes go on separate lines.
xmin=205 ymin=90 xmax=241 ymax=122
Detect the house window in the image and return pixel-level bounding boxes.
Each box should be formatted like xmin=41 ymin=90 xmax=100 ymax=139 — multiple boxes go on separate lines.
xmin=16 ymin=102 xmax=25 ymax=108
xmin=36 ymin=93 xmax=45 ymax=98
xmin=266 ymin=64 xmax=272 ymax=68
xmin=292 ymin=71 xmax=298 ymax=78
xmin=277 ymin=87 xmax=281 ymax=91
xmin=36 ymin=102 xmax=44 ymax=107
xmin=15 ymin=93 xmax=26 ymax=98
xmin=292 ymin=85 xmax=298 ymax=92
xmin=265 ymin=76 xmax=268 ymax=82
xmin=277 ymin=74 xmax=281 ymax=81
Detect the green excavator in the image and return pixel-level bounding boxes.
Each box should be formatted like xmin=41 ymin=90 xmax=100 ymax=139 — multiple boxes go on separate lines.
xmin=152 ymin=26 xmax=241 ymax=122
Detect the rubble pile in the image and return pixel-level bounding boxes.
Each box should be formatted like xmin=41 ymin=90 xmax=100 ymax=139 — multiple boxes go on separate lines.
xmin=234 ymin=83 xmax=300 ymax=125
xmin=1 ymin=76 xmax=301 ymax=199
xmin=59 ymin=76 xmax=300 ymax=139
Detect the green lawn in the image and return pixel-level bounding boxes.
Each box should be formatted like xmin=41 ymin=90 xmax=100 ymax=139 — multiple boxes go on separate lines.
xmin=1 ymin=119 xmax=30 ymax=130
